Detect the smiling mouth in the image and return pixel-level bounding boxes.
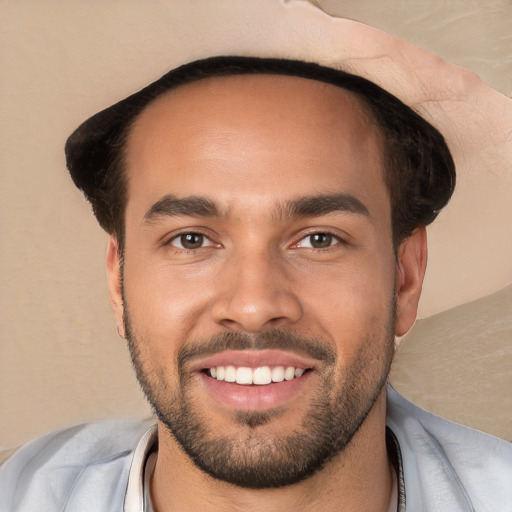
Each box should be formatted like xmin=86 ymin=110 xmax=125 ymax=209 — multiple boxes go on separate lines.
xmin=203 ymin=365 xmax=311 ymax=385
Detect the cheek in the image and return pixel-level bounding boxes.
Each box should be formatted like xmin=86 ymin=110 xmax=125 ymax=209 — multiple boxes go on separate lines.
xmin=296 ymin=256 xmax=395 ymax=346
xmin=122 ymin=257 xmax=216 ymax=343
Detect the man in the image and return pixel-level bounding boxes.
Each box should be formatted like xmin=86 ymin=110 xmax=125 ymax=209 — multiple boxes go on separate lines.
xmin=2 ymin=53 xmax=511 ymax=511
xmin=1 ymin=5 xmax=511 ymax=512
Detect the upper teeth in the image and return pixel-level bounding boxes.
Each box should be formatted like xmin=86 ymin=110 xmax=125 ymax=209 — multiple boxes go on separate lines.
xmin=209 ymin=366 xmax=305 ymax=385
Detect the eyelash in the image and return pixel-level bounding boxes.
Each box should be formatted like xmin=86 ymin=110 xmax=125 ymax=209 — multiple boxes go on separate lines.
xmin=165 ymin=229 xmax=345 ymax=252
xmin=293 ymin=230 xmax=344 ymax=250
xmin=166 ymin=231 xmax=216 ymax=251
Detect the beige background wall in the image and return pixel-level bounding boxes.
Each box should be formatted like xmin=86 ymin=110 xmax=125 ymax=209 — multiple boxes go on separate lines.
xmin=1 ymin=0 xmax=511 ymax=449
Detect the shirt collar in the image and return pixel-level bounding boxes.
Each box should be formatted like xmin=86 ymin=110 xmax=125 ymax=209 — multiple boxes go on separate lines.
xmin=124 ymin=424 xmax=158 ymax=512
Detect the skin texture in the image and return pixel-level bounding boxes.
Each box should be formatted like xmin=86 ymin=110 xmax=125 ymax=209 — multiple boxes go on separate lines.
xmin=107 ymin=74 xmax=427 ymax=511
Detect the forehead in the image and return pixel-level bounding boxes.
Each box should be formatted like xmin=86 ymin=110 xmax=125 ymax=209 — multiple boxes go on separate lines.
xmin=124 ymin=73 xmax=388 ymax=219
xmin=129 ymin=73 xmax=378 ymax=149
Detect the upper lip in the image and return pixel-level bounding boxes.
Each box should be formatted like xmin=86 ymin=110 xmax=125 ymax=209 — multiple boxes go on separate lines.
xmin=191 ymin=349 xmax=319 ymax=372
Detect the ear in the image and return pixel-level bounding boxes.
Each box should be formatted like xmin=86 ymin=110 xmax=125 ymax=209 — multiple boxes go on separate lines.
xmin=106 ymin=235 xmax=125 ymax=339
xmin=395 ymin=227 xmax=428 ymax=337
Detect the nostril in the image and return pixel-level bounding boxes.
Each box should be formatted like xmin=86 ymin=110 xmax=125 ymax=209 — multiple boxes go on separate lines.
xmin=211 ymin=286 xmax=303 ymax=333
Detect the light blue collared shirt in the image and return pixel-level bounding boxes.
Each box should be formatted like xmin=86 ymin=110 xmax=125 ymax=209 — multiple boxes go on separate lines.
xmin=1 ymin=386 xmax=510 ymax=511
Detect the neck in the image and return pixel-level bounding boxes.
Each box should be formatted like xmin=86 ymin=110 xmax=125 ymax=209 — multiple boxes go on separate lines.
xmin=150 ymin=388 xmax=393 ymax=512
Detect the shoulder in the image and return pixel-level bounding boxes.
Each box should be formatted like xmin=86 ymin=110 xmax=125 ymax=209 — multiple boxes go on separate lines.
xmin=387 ymin=385 xmax=512 ymax=511
xmin=0 ymin=417 xmax=154 ymax=512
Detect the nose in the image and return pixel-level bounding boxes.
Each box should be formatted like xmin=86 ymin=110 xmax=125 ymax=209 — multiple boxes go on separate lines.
xmin=211 ymin=248 xmax=303 ymax=333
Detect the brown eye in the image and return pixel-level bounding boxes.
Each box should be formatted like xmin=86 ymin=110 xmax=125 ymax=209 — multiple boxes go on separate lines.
xmin=309 ymin=233 xmax=334 ymax=248
xmin=295 ymin=232 xmax=339 ymax=249
xmin=170 ymin=233 xmax=206 ymax=250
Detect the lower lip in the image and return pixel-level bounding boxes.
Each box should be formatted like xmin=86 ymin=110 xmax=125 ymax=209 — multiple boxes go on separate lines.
xmin=198 ymin=371 xmax=312 ymax=411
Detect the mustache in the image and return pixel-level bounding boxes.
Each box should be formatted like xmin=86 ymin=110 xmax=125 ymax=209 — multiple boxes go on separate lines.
xmin=178 ymin=329 xmax=336 ymax=368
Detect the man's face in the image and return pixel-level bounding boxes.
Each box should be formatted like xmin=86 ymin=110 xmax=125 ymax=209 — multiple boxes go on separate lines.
xmin=108 ymin=74 xmax=422 ymax=487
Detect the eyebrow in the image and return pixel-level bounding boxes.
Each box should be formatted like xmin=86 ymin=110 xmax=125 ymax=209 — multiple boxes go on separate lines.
xmin=142 ymin=192 xmax=370 ymax=224
xmin=279 ymin=193 xmax=370 ymax=220
xmin=143 ymin=194 xmax=220 ymax=222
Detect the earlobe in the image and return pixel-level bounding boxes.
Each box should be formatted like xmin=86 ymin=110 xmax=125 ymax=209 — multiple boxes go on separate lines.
xmin=395 ymin=227 xmax=428 ymax=337
xmin=106 ymin=236 xmax=126 ymax=339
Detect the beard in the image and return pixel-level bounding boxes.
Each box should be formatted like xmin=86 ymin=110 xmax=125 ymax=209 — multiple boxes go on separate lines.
xmin=124 ymin=304 xmax=396 ymax=489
